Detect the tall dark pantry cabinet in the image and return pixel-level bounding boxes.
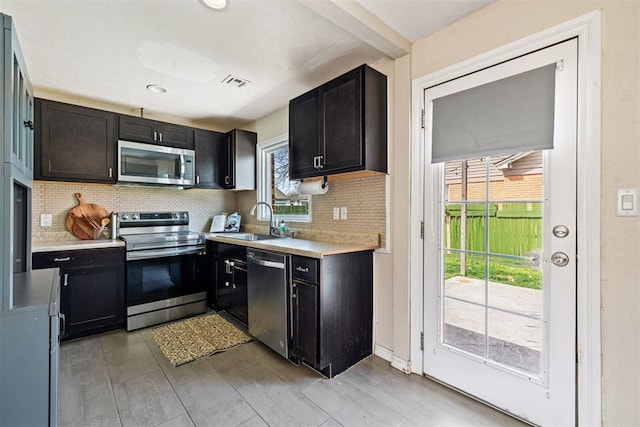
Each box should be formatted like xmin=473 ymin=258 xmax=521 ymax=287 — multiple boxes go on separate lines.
xmin=0 ymin=14 xmax=61 ymax=427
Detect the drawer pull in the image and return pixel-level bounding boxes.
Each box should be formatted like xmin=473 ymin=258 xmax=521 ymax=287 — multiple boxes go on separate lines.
xmin=54 ymin=257 xmax=71 ymax=262
xmin=296 ymin=267 xmax=309 ymax=273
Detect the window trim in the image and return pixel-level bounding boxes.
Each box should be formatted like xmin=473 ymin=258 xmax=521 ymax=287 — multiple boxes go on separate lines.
xmin=256 ymin=134 xmax=311 ymax=223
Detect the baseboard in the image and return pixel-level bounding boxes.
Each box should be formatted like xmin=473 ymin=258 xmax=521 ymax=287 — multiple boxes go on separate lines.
xmin=374 ymin=344 xmax=393 ymax=362
xmin=374 ymin=344 xmax=412 ymax=373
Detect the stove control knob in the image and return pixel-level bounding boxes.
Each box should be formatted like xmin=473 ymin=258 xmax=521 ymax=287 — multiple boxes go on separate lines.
xmin=121 ymin=214 xmax=129 ymax=221
xmin=131 ymin=214 xmax=139 ymax=220
xmin=172 ymin=212 xmax=179 ymax=219
xmin=181 ymin=213 xmax=187 ymax=219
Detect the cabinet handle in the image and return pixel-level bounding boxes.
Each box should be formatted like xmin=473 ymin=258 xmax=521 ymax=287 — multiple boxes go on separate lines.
xmin=225 ymin=176 xmax=230 ymax=185
xmin=54 ymin=257 xmax=71 ymax=262
xmin=232 ymin=283 xmax=236 ymax=290
xmin=59 ymin=312 xmax=66 ymax=338
xmin=63 ymin=273 xmax=68 ymax=287
xmin=109 ymin=167 xmax=113 ymax=178
xmin=296 ymin=267 xmax=309 ymax=273
xmin=196 ymin=176 xmax=200 ymax=185
xmin=313 ymin=156 xmax=318 ymax=169
xmin=159 ymin=132 xmax=163 ymax=142
xmin=23 ymin=120 xmax=34 ymax=130
xmin=318 ymin=155 xmax=324 ymax=169
xmin=153 ymin=131 xmax=158 ymax=141
xmin=225 ymin=281 xmax=230 ymax=287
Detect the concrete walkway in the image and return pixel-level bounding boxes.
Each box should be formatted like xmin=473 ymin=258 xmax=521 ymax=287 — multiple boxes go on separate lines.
xmin=443 ymin=276 xmax=542 ymax=373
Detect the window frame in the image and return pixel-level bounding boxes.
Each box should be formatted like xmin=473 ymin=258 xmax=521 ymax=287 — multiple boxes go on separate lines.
xmin=256 ymin=134 xmax=311 ymax=223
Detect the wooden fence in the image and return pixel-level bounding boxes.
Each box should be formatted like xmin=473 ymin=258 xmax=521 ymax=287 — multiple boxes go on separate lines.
xmin=445 ymin=203 xmax=542 ymax=257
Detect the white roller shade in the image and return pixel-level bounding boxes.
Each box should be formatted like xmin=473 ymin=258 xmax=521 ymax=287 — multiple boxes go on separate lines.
xmin=431 ymin=63 xmax=556 ymax=163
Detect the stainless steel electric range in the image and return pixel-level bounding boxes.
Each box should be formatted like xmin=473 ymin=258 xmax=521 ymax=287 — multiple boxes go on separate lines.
xmin=118 ymin=211 xmax=207 ymax=331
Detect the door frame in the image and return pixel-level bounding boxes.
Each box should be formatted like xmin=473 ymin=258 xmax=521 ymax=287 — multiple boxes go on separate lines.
xmin=409 ymin=11 xmax=601 ymax=425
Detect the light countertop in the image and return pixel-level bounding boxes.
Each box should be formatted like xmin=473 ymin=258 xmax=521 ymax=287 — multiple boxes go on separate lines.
xmin=206 ymin=233 xmax=376 ymax=258
xmin=32 ymin=239 xmax=125 ymax=253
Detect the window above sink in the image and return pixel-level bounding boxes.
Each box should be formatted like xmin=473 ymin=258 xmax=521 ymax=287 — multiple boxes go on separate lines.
xmin=256 ymin=135 xmax=311 ymax=223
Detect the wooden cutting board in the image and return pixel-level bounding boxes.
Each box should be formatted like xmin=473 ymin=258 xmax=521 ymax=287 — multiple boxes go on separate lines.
xmin=65 ymin=193 xmax=110 ymax=240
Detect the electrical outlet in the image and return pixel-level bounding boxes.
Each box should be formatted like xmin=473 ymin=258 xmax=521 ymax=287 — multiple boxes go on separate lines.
xmin=333 ymin=207 xmax=340 ymax=220
xmin=41 ymin=213 xmax=52 ymax=227
xmin=340 ymin=206 xmax=348 ymax=220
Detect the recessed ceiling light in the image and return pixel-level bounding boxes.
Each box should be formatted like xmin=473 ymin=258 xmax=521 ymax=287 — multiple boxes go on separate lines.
xmin=200 ymin=0 xmax=228 ymax=10
xmin=146 ymin=84 xmax=167 ymax=94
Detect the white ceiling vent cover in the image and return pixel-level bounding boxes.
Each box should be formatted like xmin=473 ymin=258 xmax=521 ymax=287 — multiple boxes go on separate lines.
xmin=222 ymin=74 xmax=251 ymax=87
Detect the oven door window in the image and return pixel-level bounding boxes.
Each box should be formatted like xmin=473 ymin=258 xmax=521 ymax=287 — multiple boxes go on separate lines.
xmin=126 ymin=254 xmax=205 ymax=307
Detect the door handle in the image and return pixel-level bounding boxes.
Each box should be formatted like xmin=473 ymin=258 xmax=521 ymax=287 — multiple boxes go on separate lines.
xmin=550 ymin=252 xmax=570 ymax=267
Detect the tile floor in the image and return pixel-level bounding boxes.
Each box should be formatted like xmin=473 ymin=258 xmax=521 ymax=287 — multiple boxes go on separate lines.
xmin=58 ymin=326 xmax=526 ymax=427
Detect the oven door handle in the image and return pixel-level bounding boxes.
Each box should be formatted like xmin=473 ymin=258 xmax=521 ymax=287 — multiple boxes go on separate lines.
xmin=126 ymin=245 xmax=205 ymax=261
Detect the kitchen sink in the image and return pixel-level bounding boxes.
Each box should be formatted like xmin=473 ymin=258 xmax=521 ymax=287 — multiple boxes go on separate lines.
xmin=220 ymin=233 xmax=278 ymax=241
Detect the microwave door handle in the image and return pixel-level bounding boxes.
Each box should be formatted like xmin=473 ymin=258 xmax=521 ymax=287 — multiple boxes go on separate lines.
xmin=179 ymin=154 xmax=185 ymax=180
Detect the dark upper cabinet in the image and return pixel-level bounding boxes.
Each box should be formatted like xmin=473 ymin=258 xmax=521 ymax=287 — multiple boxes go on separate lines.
xmin=118 ymin=115 xmax=194 ymax=149
xmin=219 ymin=129 xmax=256 ymax=190
xmin=35 ymin=98 xmax=116 ymax=183
xmin=289 ymin=64 xmax=387 ymax=180
xmin=32 ymin=247 xmax=125 ymax=340
xmin=193 ymin=129 xmax=224 ymax=188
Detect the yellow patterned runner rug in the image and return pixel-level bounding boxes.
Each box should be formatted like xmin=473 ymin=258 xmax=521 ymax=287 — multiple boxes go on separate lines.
xmin=150 ymin=313 xmax=252 ymax=366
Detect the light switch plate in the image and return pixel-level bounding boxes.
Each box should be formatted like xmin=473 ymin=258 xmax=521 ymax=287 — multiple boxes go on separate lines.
xmin=333 ymin=207 xmax=340 ymax=220
xmin=41 ymin=213 xmax=53 ymax=227
xmin=617 ymin=188 xmax=639 ymax=216
xmin=340 ymin=206 xmax=348 ymax=220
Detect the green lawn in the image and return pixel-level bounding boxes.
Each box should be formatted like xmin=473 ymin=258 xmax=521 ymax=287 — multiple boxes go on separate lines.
xmin=444 ymin=252 xmax=542 ymax=290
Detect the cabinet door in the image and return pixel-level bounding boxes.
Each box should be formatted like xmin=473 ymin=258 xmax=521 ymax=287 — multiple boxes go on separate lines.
xmin=215 ymin=258 xmax=234 ymax=311
xmin=8 ymin=25 xmax=34 ymax=177
xmin=157 ymin=122 xmax=194 ymax=149
xmin=219 ymin=133 xmax=235 ymax=188
xmin=36 ymin=99 xmax=116 ymax=183
xmin=194 ymin=129 xmax=223 ymax=188
xmin=320 ymin=67 xmax=363 ymax=173
xmin=229 ymin=263 xmax=248 ymax=324
xmin=62 ymin=265 xmax=124 ymax=339
xmin=289 ymin=90 xmax=320 ymax=179
xmin=293 ymin=280 xmax=318 ymax=366
xmin=118 ymin=115 xmax=157 ymax=144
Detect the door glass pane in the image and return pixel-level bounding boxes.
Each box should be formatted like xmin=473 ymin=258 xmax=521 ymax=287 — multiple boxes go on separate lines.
xmin=444 ymin=203 xmax=487 ymax=252
xmin=441 ymin=153 xmax=545 ymax=376
xmin=443 ymin=298 xmax=485 ymax=358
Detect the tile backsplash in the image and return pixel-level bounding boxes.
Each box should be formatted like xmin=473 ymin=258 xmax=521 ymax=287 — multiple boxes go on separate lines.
xmin=32 ymin=182 xmax=237 ymax=241
xmin=238 ymin=174 xmax=387 ymax=248
xmin=33 ymin=174 xmax=387 ymax=247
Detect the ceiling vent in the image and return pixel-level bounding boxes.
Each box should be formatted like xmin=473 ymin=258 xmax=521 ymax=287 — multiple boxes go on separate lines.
xmin=222 ymin=74 xmax=250 ymax=88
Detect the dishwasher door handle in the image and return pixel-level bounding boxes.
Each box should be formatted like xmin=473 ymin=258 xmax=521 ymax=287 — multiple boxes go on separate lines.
xmin=247 ymin=254 xmax=285 ymax=269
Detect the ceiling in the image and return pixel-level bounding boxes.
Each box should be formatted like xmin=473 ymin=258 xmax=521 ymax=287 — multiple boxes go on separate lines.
xmin=0 ymin=0 xmax=493 ymax=129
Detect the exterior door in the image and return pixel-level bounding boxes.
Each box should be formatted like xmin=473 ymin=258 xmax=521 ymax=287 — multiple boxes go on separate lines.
xmin=422 ymin=40 xmax=577 ymax=426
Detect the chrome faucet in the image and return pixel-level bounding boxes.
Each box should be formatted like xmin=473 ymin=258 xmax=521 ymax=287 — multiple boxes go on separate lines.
xmin=249 ymin=201 xmax=276 ymax=236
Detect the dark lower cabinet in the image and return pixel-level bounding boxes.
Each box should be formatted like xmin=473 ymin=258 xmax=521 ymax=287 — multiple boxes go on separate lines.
xmin=32 ymin=247 xmax=125 ymax=340
xmin=208 ymin=241 xmax=248 ymax=324
xmin=290 ymin=251 xmax=373 ymax=378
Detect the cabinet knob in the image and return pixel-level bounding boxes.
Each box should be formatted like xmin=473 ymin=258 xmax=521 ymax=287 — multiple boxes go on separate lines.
xmin=225 ymin=281 xmax=230 ymax=287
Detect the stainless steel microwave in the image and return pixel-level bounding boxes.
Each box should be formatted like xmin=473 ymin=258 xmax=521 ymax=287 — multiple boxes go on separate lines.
xmin=117 ymin=140 xmax=195 ymax=187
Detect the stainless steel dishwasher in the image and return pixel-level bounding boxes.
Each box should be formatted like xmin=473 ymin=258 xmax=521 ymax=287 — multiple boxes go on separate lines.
xmin=246 ymin=249 xmax=291 ymax=358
